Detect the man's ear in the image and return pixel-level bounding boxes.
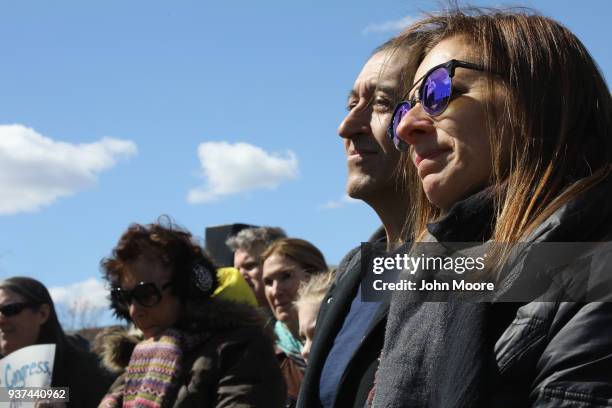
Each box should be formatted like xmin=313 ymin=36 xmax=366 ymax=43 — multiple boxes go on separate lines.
xmin=37 ymin=303 xmax=51 ymax=325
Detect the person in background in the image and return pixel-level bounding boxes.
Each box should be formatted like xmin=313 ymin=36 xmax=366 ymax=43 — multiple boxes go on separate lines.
xmin=374 ymin=8 xmax=612 ymax=407
xmin=0 ymin=276 xmax=114 ymax=408
xmin=262 ymin=238 xmax=328 ymax=408
xmin=294 ymin=269 xmax=336 ymax=362
xmin=213 ymin=265 xmax=258 ymax=306
xmin=98 ymin=219 xmax=285 ymax=408
xmin=226 ymin=226 xmax=287 ymax=309
xmin=297 ymin=30 xmax=426 ymax=408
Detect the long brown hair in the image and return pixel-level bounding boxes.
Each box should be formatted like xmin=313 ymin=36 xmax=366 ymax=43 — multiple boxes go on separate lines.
xmin=401 ymin=9 xmax=611 ymax=244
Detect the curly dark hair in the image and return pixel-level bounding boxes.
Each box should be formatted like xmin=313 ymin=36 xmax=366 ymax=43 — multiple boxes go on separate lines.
xmin=101 ymin=217 xmax=218 ymax=321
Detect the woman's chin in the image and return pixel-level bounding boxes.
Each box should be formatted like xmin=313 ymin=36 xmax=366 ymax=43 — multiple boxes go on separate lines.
xmin=275 ymin=312 xmax=289 ymax=323
xmin=423 ymin=181 xmax=447 ymax=210
xmin=141 ymin=326 xmax=163 ymax=339
xmin=422 ymin=177 xmax=466 ymax=213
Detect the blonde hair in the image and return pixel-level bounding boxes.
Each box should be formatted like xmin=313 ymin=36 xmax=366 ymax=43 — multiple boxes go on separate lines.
xmin=294 ymin=268 xmax=336 ymax=311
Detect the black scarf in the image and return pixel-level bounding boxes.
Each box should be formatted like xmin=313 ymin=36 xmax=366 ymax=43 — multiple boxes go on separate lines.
xmin=372 ymin=189 xmax=501 ymax=408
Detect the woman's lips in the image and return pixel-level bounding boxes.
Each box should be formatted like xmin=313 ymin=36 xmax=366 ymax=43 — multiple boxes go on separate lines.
xmin=414 ymin=149 xmax=450 ymax=167
xmin=275 ymin=302 xmax=291 ymax=312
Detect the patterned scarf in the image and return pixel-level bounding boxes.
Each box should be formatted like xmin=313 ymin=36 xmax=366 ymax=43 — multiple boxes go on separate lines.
xmin=99 ymin=329 xmax=207 ymax=408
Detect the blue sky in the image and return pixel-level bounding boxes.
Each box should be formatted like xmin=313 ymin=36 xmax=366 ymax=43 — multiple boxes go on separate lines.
xmin=0 ymin=0 xmax=610 ymax=326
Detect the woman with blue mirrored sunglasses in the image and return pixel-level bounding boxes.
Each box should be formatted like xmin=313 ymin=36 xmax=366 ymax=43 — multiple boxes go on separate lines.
xmin=373 ymin=8 xmax=612 ymax=408
xmin=387 ymin=59 xmax=488 ymax=152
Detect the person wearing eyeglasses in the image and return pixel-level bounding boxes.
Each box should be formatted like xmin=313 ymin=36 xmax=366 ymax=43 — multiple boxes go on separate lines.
xmin=371 ymin=8 xmax=612 ymax=408
xmin=0 ymin=276 xmax=115 ymax=407
xmin=98 ymin=219 xmax=285 ymax=408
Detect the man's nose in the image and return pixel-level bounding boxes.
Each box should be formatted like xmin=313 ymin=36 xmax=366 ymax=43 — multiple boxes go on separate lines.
xmin=338 ymin=104 xmax=371 ymax=140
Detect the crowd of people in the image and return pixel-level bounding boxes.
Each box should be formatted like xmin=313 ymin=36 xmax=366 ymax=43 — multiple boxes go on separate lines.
xmin=1 ymin=5 xmax=611 ymax=408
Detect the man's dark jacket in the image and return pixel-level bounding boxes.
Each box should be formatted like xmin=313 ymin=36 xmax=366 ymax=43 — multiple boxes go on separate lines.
xmin=297 ymin=228 xmax=387 ymax=408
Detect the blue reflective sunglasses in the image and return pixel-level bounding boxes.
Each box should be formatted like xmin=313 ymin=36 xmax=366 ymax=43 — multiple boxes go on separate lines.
xmin=387 ymin=59 xmax=487 ymax=152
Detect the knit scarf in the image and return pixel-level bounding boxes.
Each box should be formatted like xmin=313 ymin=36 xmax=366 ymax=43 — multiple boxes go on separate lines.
xmin=99 ymin=329 xmax=207 ymax=408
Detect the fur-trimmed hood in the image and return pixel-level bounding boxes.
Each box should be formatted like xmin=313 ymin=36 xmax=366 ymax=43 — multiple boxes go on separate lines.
xmin=99 ymin=299 xmax=272 ymax=373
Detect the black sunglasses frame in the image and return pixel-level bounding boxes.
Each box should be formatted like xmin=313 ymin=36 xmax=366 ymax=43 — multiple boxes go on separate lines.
xmin=111 ymin=281 xmax=174 ymax=309
xmin=402 ymin=59 xmax=486 ymax=109
xmin=0 ymin=302 xmax=38 ymax=317
xmin=387 ymin=59 xmax=488 ymax=151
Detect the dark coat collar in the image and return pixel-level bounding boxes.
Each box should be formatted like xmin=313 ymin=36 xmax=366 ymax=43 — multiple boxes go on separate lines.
xmin=426 ymin=174 xmax=612 ymax=244
xmin=427 ymin=187 xmax=497 ymax=243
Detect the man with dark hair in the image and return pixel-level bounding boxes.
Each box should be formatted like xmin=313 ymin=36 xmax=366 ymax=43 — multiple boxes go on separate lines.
xmin=297 ymin=34 xmax=422 ymax=408
xmin=226 ymin=226 xmax=286 ymax=308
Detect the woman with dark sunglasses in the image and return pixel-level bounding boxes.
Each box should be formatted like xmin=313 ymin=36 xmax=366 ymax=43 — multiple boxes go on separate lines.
xmin=371 ymin=8 xmax=612 ymax=408
xmin=98 ymin=219 xmax=285 ymax=408
xmin=0 ymin=276 xmax=115 ymax=407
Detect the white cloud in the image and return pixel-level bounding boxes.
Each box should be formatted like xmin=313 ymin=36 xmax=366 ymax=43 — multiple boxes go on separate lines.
xmin=363 ymin=16 xmax=416 ymax=35
xmin=0 ymin=124 xmax=137 ymax=215
xmin=320 ymin=194 xmax=360 ymax=210
xmin=187 ymin=141 xmax=299 ymax=203
xmin=49 ymin=278 xmax=109 ymax=310
xmin=49 ymin=278 xmax=117 ymax=329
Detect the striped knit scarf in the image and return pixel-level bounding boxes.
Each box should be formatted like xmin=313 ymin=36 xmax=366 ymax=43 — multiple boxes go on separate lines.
xmin=99 ymin=329 xmax=207 ymax=408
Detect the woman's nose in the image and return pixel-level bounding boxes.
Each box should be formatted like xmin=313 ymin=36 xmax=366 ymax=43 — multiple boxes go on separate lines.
xmin=395 ymin=104 xmax=435 ymax=146
xmin=129 ymin=301 xmax=145 ymax=320
xmin=269 ymin=281 xmax=280 ymax=298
